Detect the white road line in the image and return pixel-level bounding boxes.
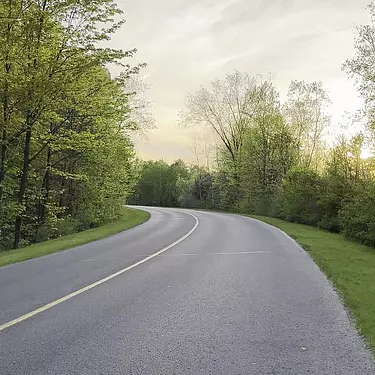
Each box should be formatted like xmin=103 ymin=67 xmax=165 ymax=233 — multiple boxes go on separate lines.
xmin=0 ymin=212 xmax=199 ymax=332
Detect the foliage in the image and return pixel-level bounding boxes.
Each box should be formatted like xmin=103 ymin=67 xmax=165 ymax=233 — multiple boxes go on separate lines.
xmin=283 ymin=81 xmax=331 ymax=170
xmin=180 ymin=71 xmax=263 ymax=164
xmin=343 ymin=3 xmax=375 ymax=139
xmin=340 ymin=180 xmax=375 ymax=246
xmin=133 ymin=52 xmax=375 ymax=249
xmin=238 ymin=84 xmax=297 ymax=215
xmin=0 ymin=1 xmax=149 ymax=250
xmin=134 ymin=59 xmax=375 ymax=248
xmin=276 ymin=167 xmax=323 ymax=225
xmin=130 ymin=160 xmax=189 ymax=207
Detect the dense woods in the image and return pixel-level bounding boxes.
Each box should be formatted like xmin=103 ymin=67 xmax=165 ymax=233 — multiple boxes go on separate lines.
xmin=0 ymin=1 xmax=144 ymax=250
xmin=131 ymin=5 xmax=375 ymax=247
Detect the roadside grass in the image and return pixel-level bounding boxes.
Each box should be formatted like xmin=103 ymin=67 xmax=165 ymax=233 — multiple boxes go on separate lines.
xmin=250 ymin=215 xmax=375 ymax=354
xmin=0 ymin=208 xmax=150 ymax=268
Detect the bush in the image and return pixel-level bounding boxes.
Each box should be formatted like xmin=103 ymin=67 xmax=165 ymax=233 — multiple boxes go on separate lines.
xmin=316 ymin=176 xmax=352 ymax=233
xmin=340 ymin=180 xmax=375 ymax=246
xmin=277 ymin=167 xmax=323 ymax=225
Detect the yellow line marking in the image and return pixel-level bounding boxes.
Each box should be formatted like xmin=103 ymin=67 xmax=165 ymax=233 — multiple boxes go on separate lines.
xmin=0 ymin=212 xmax=199 ymax=332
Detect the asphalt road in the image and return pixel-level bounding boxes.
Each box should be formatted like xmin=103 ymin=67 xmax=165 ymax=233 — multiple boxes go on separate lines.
xmin=0 ymin=207 xmax=374 ymax=374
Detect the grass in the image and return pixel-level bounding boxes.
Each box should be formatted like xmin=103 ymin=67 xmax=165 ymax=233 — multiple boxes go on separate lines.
xmin=249 ymin=215 xmax=375 ymax=354
xmin=0 ymin=207 xmax=150 ymax=268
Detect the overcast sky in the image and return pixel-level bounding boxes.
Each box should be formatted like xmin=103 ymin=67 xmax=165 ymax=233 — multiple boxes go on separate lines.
xmin=110 ymin=0 xmax=371 ymax=162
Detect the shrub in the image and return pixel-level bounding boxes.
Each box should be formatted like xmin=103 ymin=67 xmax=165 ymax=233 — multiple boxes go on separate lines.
xmin=277 ymin=167 xmax=323 ymax=225
xmin=340 ymin=180 xmax=375 ymax=246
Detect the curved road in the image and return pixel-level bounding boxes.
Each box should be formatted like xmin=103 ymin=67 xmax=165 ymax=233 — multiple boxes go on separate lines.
xmin=0 ymin=207 xmax=374 ymax=374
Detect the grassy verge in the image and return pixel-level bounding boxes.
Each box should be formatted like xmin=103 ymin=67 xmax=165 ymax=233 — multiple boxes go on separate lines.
xmin=0 ymin=208 xmax=150 ymax=268
xmin=250 ymin=215 xmax=375 ymax=354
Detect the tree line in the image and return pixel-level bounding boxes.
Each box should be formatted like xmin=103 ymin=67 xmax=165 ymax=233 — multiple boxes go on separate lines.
xmin=0 ymin=1 xmax=146 ymax=250
xmin=131 ymin=4 xmax=375 ymax=247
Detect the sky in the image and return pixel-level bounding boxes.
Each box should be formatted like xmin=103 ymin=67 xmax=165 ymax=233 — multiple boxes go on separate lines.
xmin=109 ymin=0 xmax=371 ymax=162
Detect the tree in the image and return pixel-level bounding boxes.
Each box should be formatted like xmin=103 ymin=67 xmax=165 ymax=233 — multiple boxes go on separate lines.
xmin=276 ymin=167 xmax=324 ymax=225
xmin=343 ymin=2 xmax=375 ymax=141
xmin=121 ymin=75 xmax=155 ymax=136
xmin=180 ymin=71 xmax=271 ymax=164
xmin=130 ymin=161 xmax=185 ymax=207
xmin=283 ymin=80 xmax=331 ymax=169
xmin=238 ymin=83 xmax=297 ymax=214
xmin=340 ymin=180 xmax=375 ymax=246
xmin=181 ymin=72 xmax=280 ymax=209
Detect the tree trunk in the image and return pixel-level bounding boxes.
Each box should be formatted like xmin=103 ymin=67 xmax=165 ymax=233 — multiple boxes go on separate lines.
xmin=39 ymin=145 xmax=52 ymax=224
xmin=14 ymin=126 xmax=32 ymax=249
xmin=198 ymin=174 xmax=203 ymax=207
xmin=13 ymin=0 xmax=47 ymax=248
xmin=0 ymin=95 xmax=8 ymax=224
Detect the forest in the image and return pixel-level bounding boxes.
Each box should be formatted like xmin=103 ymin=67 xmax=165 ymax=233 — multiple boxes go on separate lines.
xmin=2 ymin=0 xmax=375 ymax=251
xmin=0 ymin=0 xmax=147 ymax=250
xmin=131 ymin=5 xmax=375 ymax=247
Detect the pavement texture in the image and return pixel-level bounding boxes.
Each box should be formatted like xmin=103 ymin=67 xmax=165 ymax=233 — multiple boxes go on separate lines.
xmin=0 ymin=207 xmax=374 ymax=375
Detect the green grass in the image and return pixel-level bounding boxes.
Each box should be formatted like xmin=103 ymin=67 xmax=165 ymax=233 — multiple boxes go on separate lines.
xmin=250 ymin=215 xmax=375 ymax=354
xmin=0 ymin=207 xmax=150 ymax=268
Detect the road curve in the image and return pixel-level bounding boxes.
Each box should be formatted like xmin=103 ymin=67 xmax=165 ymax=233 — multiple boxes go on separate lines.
xmin=0 ymin=207 xmax=374 ymax=374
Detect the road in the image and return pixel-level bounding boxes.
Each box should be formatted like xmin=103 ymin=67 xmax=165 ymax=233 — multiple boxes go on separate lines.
xmin=0 ymin=207 xmax=374 ymax=374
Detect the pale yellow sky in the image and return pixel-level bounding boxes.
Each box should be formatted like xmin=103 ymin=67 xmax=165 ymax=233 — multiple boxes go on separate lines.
xmin=109 ymin=0 xmax=370 ymax=162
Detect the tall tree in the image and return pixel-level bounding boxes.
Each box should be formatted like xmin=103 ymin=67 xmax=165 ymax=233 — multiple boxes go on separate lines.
xmin=343 ymin=3 xmax=375 ymax=147
xmin=180 ymin=71 xmax=269 ymax=164
xmin=181 ymin=71 xmax=278 ymax=208
xmin=283 ymin=80 xmax=331 ymax=169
